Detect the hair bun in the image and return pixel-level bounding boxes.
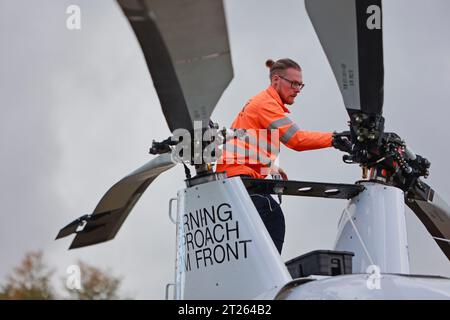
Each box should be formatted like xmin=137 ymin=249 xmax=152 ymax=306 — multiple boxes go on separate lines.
xmin=265 ymin=59 xmax=275 ymax=68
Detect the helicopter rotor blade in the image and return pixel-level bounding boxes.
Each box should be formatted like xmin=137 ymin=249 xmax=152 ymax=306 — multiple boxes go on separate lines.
xmin=117 ymin=0 xmax=233 ymax=131
xmin=406 ymin=180 xmax=450 ymax=261
xmin=56 ymin=153 xmax=176 ymax=249
xmin=305 ymin=0 xmax=384 ymax=116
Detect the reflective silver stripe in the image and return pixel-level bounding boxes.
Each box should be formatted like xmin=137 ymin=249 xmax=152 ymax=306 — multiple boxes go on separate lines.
xmin=223 ymin=143 xmax=272 ymax=165
xmin=280 ymin=124 xmax=300 ymax=144
xmin=244 ymin=129 xmax=280 ymax=156
xmin=268 ymin=117 xmax=293 ymax=130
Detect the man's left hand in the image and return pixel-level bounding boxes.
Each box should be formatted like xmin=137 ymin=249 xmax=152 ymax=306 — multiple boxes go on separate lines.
xmin=332 ymin=131 xmax=352 ymax=153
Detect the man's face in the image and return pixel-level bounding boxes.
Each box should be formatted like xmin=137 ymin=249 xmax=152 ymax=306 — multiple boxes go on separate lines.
xmin=272 ymin=68 xmax=303 ymax=105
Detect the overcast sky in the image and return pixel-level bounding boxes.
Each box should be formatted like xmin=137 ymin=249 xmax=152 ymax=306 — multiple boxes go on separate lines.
xmin=1 ymin=0 xmax=449 ymax=299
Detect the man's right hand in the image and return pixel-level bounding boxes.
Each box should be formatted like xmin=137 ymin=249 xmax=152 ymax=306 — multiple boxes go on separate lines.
xmin=332 ymin=131 xmax=352 ymax=153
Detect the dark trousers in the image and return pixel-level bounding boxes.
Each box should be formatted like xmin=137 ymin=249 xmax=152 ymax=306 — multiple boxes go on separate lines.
xmin=250 ymin=194 xmax=285 ymax=254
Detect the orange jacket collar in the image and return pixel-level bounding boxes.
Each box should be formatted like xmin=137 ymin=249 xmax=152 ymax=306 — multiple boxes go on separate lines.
xmin=266 ymin=86 xmax=290 ymax=113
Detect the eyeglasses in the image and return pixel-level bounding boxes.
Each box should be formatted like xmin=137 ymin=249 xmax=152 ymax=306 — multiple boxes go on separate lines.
xmin=279 ymin=75 xmax=305 ymax=90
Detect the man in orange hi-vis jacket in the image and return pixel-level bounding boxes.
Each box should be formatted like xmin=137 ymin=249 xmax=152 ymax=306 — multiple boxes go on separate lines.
xmin=216 ymin=58 xmax=351 ymax=253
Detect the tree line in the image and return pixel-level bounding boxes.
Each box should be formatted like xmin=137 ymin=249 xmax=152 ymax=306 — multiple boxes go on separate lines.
xmin=0 ymin=251 xmax=127 ymax=300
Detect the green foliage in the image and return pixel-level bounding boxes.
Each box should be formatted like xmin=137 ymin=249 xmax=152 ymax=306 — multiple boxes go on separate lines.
xmin=65 ymin=261 xmax=122 ymax=300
